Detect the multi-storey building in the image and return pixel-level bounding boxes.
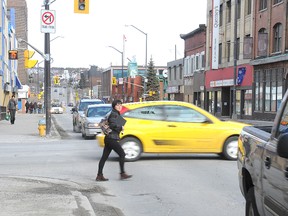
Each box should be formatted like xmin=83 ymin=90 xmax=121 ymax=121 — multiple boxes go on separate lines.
xmin=181 ymin=24 xmax=206 ymax=109
xmin=206 ymin=0 xmax=254 ymax=118
xmin=7 ymin=0 xmax=28 ymax=85
xmin=250 ymin=0 xmax=288 ymax=120
xmin=0 ymin=0 xmax=19 ymax=119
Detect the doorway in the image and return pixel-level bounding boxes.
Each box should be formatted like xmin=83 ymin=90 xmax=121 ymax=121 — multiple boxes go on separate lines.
xmin=222 ymin=87 xmax=230 ymax=116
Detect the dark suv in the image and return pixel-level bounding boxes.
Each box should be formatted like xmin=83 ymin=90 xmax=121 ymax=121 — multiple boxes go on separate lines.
xmin=72 ymin=99 xmax=104 ymax=132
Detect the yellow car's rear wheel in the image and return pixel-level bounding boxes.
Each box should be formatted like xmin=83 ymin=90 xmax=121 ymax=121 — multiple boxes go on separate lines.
xmin=120 ymin=137 xmax=143 ymax=162
xmin=222 ymin=136 xmax=238 ymax=160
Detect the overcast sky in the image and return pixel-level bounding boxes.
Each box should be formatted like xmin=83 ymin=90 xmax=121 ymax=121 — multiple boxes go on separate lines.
xmin=25 ymin=0 xmax=207 ymax=69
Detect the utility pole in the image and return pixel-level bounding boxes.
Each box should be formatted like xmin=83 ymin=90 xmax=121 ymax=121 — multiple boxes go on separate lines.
xmin=44 ymin=0 xmax=51 ymax=135
xmin=232 ymin=0 xmax=238 ymax=119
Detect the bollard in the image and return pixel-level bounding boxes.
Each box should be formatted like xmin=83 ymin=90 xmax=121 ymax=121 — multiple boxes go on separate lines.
xmin=38 ymin=119 xmax=46 ymax=137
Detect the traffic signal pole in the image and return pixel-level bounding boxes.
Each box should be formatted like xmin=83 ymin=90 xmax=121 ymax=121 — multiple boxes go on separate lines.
xmin=44 ymin=0 xmax=51 ymax=135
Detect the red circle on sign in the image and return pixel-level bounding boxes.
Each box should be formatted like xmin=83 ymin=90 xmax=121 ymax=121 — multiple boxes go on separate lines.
xmin=42 ymin=12 xmax=54 ymax=25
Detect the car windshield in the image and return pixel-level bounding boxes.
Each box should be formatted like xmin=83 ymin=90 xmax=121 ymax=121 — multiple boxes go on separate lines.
xmin=52 ymin=104 xmax=61 ymax=107
xmin=87 ymin=107 xmax=111 ymax=117
xmin=79 ymin=101 xmax=103 ymax=111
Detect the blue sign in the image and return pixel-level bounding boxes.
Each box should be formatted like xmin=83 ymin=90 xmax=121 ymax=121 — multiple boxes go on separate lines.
xmin=237 ymin=67 xmax=246 ymax=85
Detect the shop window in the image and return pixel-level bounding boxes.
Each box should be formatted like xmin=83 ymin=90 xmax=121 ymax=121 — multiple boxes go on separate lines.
xmin=265 ymin=70 xmax=271 ymax=111
xmin=244 ymin=90 xmax=252 ymax=115
xmin=217 ymin=91 xmax=222 ymax=113
xmin=236 ymin=90 xmax=241 ymax=114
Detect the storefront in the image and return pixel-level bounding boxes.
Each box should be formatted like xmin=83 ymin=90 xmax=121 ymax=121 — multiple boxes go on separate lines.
xmin=205 ymin=64 xmax=253 ymax=118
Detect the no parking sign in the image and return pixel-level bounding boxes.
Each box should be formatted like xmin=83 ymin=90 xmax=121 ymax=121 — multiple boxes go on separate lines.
xmin=41 ymin=10 xmax=56 ymax=34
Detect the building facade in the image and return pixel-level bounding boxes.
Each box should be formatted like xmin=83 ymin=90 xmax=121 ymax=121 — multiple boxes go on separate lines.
xmin=250 ymin=0 xmax=288 ymax=120
xmin=205 ymin=0 xmax=254 ymax=118
xmin=181 ymin=24 xmax=206 ymax=109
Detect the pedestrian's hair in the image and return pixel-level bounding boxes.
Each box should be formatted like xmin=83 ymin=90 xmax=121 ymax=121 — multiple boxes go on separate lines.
xmin=112 ymin=100 xmax=122 ymax=109
xmin=12 ymin=95 xmax=15 ymax=98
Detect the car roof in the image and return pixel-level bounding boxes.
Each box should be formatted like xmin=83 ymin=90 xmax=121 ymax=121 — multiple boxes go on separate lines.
xmin=80 ymin=99 xmax=104 ymax=102
xmin=87 ymin=104 xmax=111 ymax=109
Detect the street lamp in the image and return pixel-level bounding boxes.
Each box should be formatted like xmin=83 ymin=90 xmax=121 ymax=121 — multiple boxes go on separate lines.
xmin=108 ymin=45 xmax=124 ymax=101
xmin=125 ymin=25 xmax=147 ymax=101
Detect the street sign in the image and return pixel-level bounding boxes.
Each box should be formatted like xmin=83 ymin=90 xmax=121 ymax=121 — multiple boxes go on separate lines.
xmin=41 ymin=10 xmax=56 ymax=34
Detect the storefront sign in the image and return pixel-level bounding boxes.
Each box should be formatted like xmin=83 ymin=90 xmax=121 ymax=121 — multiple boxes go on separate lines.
xmin=210 ymin=79 xmax=234 ymax=87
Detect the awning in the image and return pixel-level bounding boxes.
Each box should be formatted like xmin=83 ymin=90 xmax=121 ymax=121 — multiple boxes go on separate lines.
xmin=16 ymin=76 xmax=22 ymax=89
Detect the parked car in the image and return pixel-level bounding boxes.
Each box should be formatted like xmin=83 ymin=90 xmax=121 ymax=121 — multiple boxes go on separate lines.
xmin=72 ymin=98 xmax=105 ymax=132
xmin=68 ymin=102 xmax=74 ymax=107
xmin=97 ymin=101 xmax=249 ymax=161
xmin=237 ymin=89 xmax=288 ymax=216
xmin=50 ymin=103 xmax=63 ymax=114
xmin=81 ymin=104 xmax=112 ymax=139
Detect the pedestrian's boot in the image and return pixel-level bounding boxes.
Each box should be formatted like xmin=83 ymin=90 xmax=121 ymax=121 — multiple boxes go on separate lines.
xmin=96 ymin=174 xmax=109 ymax=181
xmin=120 ymin=172 xmax=132 ymax=180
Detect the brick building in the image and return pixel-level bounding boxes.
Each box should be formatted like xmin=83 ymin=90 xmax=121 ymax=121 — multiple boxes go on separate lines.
xmin=250 ymin=0 xmax=288 ymax=120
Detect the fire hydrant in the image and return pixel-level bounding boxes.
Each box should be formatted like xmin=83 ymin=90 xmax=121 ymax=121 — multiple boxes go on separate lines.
xmin=38 ymin=119 xmax=46 ymax=137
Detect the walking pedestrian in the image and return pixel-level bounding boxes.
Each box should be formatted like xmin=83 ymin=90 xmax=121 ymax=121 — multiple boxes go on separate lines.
xmin=25 ymin=100 xmax=29 ymax=113
xmin=8 ymin=95 xmax=17 ymax=124
xmin=96 ymin=99 xmax=132 ymax=181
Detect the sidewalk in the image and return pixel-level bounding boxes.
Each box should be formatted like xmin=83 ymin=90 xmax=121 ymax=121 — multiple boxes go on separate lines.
xmin=0 ymin=112 xmax=60 ymax=143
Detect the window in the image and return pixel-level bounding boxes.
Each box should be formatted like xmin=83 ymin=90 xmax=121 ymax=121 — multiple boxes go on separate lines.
xmin=273 ymin=23 xmax=282 ymax=52
xmin=273 ymin=0 xmax=283 ymax=4
xmin=246 ymin=0 xmax=251 ymax=15
xmin=164 ymin=105 xmax=207 ymax=123
xmin=174 ymin=66 xmax=176 ymax=80
xmin=236 ymin=38 xmax=240 ymax=60
xmin=195 ymin=55 xmax=199 ymax=70
xmin=237 ymin=0 xmax=241 ymax=19
xmin=259 ymin=0 xmax=267 ymax=11
xmin=227 ymin=41 xmax=231 ymax=62
xmin=219 ymin=43 xmax=222 ymax=64
xmin=122 ymin=106 xmax=164 ymax=121
xmin=255 ymin=68 xmax=283 ymax=112
xmin=227 ymin=1 xmax=231 ymax=23
xmin=220 ymin=4 xmax=223 ymax=27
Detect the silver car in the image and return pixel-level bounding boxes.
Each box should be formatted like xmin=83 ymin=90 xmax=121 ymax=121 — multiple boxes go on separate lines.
xmin=81 ymin=104 xmax=112 ymax=139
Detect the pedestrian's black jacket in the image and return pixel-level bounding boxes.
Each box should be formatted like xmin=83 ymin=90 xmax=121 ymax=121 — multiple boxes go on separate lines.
xmin=106 ymin=108 xmax=122 ymax=140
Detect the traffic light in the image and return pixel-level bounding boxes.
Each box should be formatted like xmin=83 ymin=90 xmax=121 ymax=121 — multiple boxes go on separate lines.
xmin=8 ymin=50 xmax=18 ymax=60
xmin=149 ymin=91 xmax=153 ymax=96
xmin=112 ymin=77 xmax=117 ymax=85
xmin=74 ymin=0 xmax=89 ymax=14
xmin=24 ymin=50 xmax=38 ymax=68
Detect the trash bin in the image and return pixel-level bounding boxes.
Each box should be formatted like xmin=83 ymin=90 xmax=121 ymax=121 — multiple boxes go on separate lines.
xmin=38 ymin=119 xmax=46 ymax=137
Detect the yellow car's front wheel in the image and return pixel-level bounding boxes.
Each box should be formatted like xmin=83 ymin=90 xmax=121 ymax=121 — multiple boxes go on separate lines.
xmin=120 ymin=137 xmax=143 ymax=162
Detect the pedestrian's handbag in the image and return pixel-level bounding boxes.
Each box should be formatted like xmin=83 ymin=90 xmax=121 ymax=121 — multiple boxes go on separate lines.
xmin=99 ymin=114 xmax=112 ymax=135
xmin=5 ymin=113 xmax=10 ymax=121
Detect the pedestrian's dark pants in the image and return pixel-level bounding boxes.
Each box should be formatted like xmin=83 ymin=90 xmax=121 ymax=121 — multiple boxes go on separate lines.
xmin=98 ymin=136 xmax=126 ymax=175
xmin=10 ymin=109 xmax=16 ymax=124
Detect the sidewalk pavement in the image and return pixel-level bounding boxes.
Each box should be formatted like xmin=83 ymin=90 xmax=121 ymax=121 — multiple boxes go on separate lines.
xmin=0 ymin=112 xmax=60 ymax=143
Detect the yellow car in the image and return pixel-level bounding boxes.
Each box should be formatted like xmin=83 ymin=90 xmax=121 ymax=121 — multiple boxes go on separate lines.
xmin=97 ymin=101 xmax=249 ymax=162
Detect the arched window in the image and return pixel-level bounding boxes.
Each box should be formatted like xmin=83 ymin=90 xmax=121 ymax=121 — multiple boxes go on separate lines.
xmin=273 ymin=23 xmax=282 ymax=53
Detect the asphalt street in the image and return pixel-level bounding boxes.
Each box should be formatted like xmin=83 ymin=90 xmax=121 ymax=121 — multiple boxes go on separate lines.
xmin=0 ymin=112 xmax=274 ymax=216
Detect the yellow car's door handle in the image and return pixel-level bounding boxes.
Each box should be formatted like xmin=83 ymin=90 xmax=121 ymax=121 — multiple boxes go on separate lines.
xmin=167 ymin=125 xmax=177 ymax=127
